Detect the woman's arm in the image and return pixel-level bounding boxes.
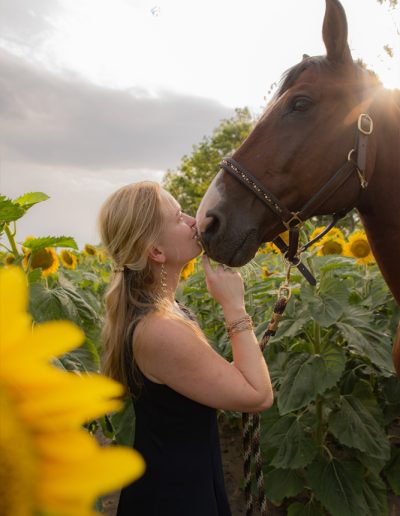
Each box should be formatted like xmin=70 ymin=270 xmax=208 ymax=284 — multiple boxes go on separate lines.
xmin=133 ymin=256 xmax=273 ymax=413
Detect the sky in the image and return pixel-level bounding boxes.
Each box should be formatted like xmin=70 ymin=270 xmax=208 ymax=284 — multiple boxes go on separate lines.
xmin=0 ymin=0 xmax=399 ymax=248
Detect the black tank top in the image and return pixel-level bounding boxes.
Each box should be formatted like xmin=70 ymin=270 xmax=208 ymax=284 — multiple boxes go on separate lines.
xmin=116 ymin=306 xmax=232 ymax=516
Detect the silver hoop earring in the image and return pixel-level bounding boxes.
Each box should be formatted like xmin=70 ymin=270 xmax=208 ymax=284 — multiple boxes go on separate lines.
xmin=160 ymin=263 xmax=168 ymax=294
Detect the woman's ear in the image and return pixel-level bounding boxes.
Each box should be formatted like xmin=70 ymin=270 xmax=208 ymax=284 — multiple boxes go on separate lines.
xmin=148 ymin=245 xmax=166 ymax=264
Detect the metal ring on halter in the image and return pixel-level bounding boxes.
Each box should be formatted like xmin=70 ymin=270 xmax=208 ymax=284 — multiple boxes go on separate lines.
xmin=347 ymin=148 xmax=368 ymax=188
xmin=347 ymin=148 xmax=356 ymax=163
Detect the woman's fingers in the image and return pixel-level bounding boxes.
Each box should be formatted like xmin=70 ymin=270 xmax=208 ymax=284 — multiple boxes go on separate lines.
xmin=202 ymin=255 xmax=238 ymax=279
xmin=201 ymin=254 xmax=213 ymax=275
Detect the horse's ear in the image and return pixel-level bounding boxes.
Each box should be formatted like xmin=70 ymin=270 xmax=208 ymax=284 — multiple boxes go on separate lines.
xmin=322 ymin=0 xmax=352 ymax=63
xmin=302 ymin=54 xmax=310 ymax=61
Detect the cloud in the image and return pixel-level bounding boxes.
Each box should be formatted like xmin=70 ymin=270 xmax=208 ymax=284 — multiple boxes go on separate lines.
xmin=0 ymin=0 xmax=61 ymax=46
xmin=0 ymin=48 xmax=233 ymax=170
xmin=1 ymin=163 xmax=165 ymax=248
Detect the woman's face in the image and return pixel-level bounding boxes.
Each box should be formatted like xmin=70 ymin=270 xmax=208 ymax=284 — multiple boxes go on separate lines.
xmin=158 ymin=189 xmax=202 ymax=266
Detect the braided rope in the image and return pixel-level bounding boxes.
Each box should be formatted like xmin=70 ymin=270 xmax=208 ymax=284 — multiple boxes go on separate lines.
xmin=242 ymin=295 xmax=289 ymax=515
xmin=242 ymin=412 xmax=254 ymax=515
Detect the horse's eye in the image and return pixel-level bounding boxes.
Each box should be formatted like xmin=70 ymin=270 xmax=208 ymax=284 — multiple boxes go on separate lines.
xmin=292 ymin=97 xmax=312 ymax=112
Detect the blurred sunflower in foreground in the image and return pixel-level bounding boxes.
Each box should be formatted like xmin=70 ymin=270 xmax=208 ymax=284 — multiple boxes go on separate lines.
xmin=0 ymin=267 xmax=145 ymax=516
xmin=345 ymin=230 xmax=375 ymax=264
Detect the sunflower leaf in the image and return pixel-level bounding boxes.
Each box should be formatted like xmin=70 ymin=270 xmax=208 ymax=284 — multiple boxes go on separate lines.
xmin=0 ymin=196 xmax=25 ymax=222
xmin=263 ymin=468 xmax=304 ymax=503
xmin=336 ymin=305 xmax=393 ymax=373
xmin=287 ymin=499 xmax=325 ymax=516
xmin=111 ymin=398 xmax=136 ymax=446
xmin=14 ymin=191 xmax=49 ymax=209
xmin=306 ymin=456 xmax=365 ymax=515
xmin=384 ymin=447 xmax=400 ymax=495
xmin=22 ymin=236 xmax=78 ymax=252
xmin=362 ymin=471 xmax=388 ymax=515
xmin=263 ymin=413 xmax=318 ymax=469
xmin=278 ymin=341 xmax=346 ymax=414
xmin=328 ymin=394 xmax=390 ymax=462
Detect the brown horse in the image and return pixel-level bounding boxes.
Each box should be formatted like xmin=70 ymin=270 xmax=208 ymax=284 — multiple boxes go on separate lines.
xmin=196 ymin=0 xmax=400 ymax=374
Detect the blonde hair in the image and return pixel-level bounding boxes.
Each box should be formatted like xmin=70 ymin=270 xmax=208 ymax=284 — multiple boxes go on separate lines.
xmin=98 ymin=181 xmax=165 ymax=394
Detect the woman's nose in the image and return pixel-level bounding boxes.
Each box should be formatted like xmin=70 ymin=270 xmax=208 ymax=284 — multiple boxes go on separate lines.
xmin=185 ymin=214 xmax=196 ymax=226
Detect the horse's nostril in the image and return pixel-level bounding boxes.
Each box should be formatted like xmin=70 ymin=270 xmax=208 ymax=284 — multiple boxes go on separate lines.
xmin=205 ymin=210 xmax=221 ymax=236
xmin=200 ymin=211 xmax=221 ymax=249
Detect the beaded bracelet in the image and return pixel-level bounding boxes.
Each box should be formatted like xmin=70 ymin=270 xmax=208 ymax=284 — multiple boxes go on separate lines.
xmin=226 ymin=315 xmax=253 ymax=339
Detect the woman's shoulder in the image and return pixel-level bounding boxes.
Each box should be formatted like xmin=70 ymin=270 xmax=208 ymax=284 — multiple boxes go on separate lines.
xmin=134 ymin=306 xmax=200 ymax=348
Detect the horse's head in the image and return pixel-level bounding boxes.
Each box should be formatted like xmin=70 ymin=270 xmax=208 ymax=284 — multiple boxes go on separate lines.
xmin=196 ymin=0 xmax=380 ymax=266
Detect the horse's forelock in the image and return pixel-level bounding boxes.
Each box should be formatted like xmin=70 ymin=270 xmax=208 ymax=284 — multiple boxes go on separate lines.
xmin=275 ymin=57 xmax=336 ymax=97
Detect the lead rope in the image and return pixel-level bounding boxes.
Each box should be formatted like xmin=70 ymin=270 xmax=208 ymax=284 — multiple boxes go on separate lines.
xmin=242 ymin=265 xmax=292 ymax=516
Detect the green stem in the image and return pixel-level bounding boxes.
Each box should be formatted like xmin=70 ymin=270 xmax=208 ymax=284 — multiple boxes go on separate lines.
xmin=313 ymin=320 xmax=321 ymax=354
xmin=0 ymin=242 xmax=12 ymax=253
xmin=4 ymin=224 xmax=20 ymax=257
xmin=313 ymin=321 xmax=323 ymax=447
xmin=322 ymin=444 xmax=334 ymax=461
xmin=315 ymin=394 xmax=323 ymax=447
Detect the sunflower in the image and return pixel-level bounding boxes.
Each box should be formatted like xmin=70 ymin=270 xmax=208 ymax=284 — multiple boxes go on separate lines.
xmin=180 ymin=258 xmax=196 ymax=281
xmin=316 ymin=235 xmax=346 ymax=256
xmin=309 ymin=226 xmax=345 ymax=249
xmin=60 ymin=249 xmax=78 ymax=270
xmin=258 ymin=242 xmax=276 ymax=254
xmin=261 ymin=266 xmax=274 ymax=279
xmin=23 ymin=247 xmax=59 ymax=277
xmin=344 ymin=230 xmax=375 ymax=264
xmin=84 ymin=244 xmax=98 ymax=256
xmin=259 ymin=230 xmax=290 ymax=255
xmin=0 ymin=267 xmax=145 ymax=516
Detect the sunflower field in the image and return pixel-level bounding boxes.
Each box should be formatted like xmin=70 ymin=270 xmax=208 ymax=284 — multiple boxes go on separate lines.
xmin=1 ymin=191 xmax=399 ymax=515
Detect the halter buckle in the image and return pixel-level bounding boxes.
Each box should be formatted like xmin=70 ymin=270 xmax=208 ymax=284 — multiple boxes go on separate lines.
xmin=283 ymin=212 xmax=303 ymax=229
xmin=278 ymin=283 xmax=292 ymax=301
xmin=358 ymin=113 xmax=373 ymax=135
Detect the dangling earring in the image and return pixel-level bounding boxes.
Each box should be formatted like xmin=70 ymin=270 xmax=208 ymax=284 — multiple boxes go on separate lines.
xmin=160 ymin=263 xmax=168 ymax=295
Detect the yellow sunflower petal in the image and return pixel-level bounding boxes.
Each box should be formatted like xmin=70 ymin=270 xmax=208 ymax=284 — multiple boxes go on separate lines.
xmin=0 ymin=386 xmax=37 ymax=516
xmin=17 ymin=374 xmax=124 ymax=430
xmin=0 ymin=267 xmax=31 ymax=352
xmin=29 ymin=320 xmax=85 ymax=360
xmin=37 ymin=432 xmax=144 ymax=515
xmin=344 ymin=230 xmax=375 ymax=264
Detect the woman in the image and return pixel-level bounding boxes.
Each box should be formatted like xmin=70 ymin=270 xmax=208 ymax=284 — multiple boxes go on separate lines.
xmin=98 ymin=181 xmax=273 ymax=516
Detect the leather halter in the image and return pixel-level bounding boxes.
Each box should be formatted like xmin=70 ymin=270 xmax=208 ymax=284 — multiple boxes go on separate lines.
xmin=220 ymin=113 xmax=374 ymax=285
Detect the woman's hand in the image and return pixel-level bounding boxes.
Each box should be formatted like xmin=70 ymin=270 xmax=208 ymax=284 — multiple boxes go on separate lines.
xmin=201 ymin=254 xmax=246 ymax=319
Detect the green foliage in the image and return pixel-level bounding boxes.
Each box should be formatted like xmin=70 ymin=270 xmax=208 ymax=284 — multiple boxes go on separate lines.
xmin=22 ymin=235 xmax=78 ymax=252
xmin=0 ymin=192 xmax=49 ymax=224
xmin=162 ymin=108 xmax=254 ymax=215
xmin=178 ymin=250 xmax=399 ymax=515
xmin=13 ymin=192 xmax=50 ymax=208
xmin=0 ymin=196 xmax=25 ymax=223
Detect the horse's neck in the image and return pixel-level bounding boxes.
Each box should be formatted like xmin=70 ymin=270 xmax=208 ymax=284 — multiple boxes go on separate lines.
xmin=357 ymin=90 xmax=400 ymax=304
